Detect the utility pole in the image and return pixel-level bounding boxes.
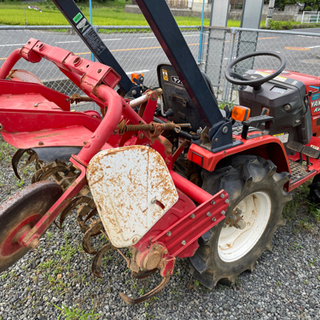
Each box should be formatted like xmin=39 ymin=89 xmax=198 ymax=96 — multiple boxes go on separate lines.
xmin=265 ymin=0 xmax=275 ymax=27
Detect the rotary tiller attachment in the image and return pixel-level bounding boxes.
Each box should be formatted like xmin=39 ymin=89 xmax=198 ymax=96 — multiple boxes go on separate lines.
xmin=120 ymin=244 xmax=176 ymax=305
xmin=89 ymin=239 xmax=176 ymax=305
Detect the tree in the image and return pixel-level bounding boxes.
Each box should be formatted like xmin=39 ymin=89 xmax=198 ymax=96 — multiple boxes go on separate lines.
xmin=299 ymin=0 xmax=320 ymax=11
xmin=264 ymin=0 xmax=296 ymax=11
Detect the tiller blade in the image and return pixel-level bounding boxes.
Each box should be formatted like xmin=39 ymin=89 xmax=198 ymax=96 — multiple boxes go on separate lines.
xmin=82 ymin=219 xmax=103 ymax=255
xmin=120 ymin=276 xmax=171 ymax=305
xmin=91 ymin=243 xmax=115 ymax=278
xmin=59 ymin=195 xmax=92 ymax=228
xmin=12 ymin=149 xmax=39 ymax=180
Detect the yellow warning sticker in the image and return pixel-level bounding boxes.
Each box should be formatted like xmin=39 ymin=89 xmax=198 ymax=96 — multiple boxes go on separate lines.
xmin=162 ymin=69 xmax=168 ymax=81
xmin=274 ymin=76 xmax=287 ymax=82
xmin=255 ymin=71 xmax=287 ymax=82
xmin=273 ymin=133 xmax=289 ymax=143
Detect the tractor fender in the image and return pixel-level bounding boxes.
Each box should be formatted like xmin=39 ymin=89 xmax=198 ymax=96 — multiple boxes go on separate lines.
xmin=188 ymin=137 xmax=290 ymax=176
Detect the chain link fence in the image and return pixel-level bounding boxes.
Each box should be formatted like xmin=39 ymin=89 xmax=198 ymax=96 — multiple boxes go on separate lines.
xmin=0 ymin=25 xmax=200 ymax=110
xmin=3 ymin=25 xmax=319 ymax=111
xmin=201 ymin=27 xmax=320 ymax=104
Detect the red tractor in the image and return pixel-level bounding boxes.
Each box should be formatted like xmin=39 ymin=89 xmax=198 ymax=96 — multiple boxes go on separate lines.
xmin=0 ymin=0 xmax=319 ymax=305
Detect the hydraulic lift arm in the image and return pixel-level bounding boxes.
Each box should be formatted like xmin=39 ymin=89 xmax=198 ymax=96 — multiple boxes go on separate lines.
xmin=52 ymin=0 xmax=138 ymax=96
xmin=53 ymin=0 xmax=234 ymax=151
xmin=135 ymin=0 xmax=234 ymax=151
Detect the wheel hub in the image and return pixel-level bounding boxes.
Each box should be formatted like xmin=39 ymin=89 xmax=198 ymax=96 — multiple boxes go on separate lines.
xmin=218 ymin=191 xmax=271 ymax=263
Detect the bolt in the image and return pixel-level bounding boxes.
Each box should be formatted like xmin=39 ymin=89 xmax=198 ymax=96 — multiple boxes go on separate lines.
xmin=181 ymin=240 xmax=186 ymax=246
xmin=190 ymin=213 xmax=195 ymax=219
xmin=212 ymin=217 xmax=217 ymax=222
xmin=166 ymin=231 xmax=172 ymax=236
xmin=151 ymin=198 xmax=157 ymax=204
xmin=65 ymin=98 xmax=69 ymax=102
xmin=220 ymin=193 xmax=225 ymax=199
xmin=284 ymin=104 xmax=291 ymax=111
xmin=221 ymin=210 xmax=226 ymax=215
xmin=206 ymin=212 xmax=211 ymax=217
xmin=225 ymin=199 xmax=230 ymax=204
xmin=211 ymin=200 xmax=215 ymax=205
xmin=295 ymin=119 xmax=301 ymax=124
xmin=34 ymin=103 xmax=38 ymax=107
xmin=236 ymin=220 xmax=246 ymax=230
xmin=132 ymin=90 xmax=137 ymax=96
xmin=97 ymin=68 xmax=102 ymax=73
xmin=29 ymin=238 xmax=40 ymax=249
xmin=222 ymin=126 xmax=228 ymax=134
xmin=215 ymin=138 xmax=218 ymax=143
xmin=38 ymin=141 xmax=44 ymax=146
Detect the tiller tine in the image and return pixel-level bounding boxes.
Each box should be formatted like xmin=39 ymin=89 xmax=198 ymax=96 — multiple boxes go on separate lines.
xmin=119 ymin=244 xmax=176 ymax=305
xmin=83 ymin=207 xmax=98 ymax=223
xmin=132 ymin=268 xmax=157 ymax=280
xmin=91 ymin=243 xmax=115 ymax=278
xmin=12 ymin=149 xmax=36 ymax=180
xmin=82 ymin=219 xmax=103 ymax=255
xmin=76 ymin=201 xmax=97 ymax=233
xmin=120 ymin=275 xmax=171 ymax=305
xmin=59 ymin=196 xmax=91 ymax=228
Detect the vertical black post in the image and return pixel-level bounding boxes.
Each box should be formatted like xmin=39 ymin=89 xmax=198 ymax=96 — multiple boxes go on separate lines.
xmin=135 ymin=0 xmax=225 ymax=127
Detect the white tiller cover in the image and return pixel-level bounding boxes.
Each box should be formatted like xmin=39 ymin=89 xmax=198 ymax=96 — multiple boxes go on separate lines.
xmin=87 ymin=145 xmax=178 ymax=248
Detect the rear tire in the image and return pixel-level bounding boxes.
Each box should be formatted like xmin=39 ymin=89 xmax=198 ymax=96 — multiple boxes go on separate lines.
xmin=189 ymin=156 xmax=291 ymax=288
xmin=308 ymin=174 xmax=320 ymax=205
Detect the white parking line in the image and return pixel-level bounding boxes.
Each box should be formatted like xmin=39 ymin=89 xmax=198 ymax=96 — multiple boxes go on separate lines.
xmin=101 ymin=38 xmax=122 ymax=41
xmin=139 ymin=36 xmax=156 ymax=39
xmin=298 ymin=35 xmax=319 ymax=39
xmin=307 ymin=45 xmax=320 ymax=49
xmin=126 ymin=69 xmax=150 ymax=75
xmin=56 ymin=41 xmax=80 ymax=44
xmin=0 ymin=43 xmax=26 ymax=47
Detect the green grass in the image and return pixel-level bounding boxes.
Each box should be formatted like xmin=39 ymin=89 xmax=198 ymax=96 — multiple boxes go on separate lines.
xmin=0 ymin=0 xmax=212 ymax=26
xmin=0 ymin=0 xmax=242 ymax=27
xmin=53 ymin=303 xmax=101 ymax=320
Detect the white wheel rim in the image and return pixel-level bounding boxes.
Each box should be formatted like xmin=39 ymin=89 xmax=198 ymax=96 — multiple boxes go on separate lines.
xmin=218 ymin=191 xmax=271 ymax=263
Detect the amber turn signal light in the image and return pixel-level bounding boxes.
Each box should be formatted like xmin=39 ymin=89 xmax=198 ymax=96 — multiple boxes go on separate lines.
xmin=231 ymin=106 xmax=251 ymax=122
xmin=131 ymin=73 xmax=144 ymax=83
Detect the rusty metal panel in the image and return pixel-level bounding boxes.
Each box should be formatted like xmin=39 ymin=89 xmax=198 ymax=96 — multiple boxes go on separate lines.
xmin=87 ymin=146 xmax=179 ymax=248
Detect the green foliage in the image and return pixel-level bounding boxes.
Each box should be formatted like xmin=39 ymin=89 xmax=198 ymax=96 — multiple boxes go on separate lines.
xmin=56 ymin=241 xmax=82 ymax=265
xmin=270 ymin=20 xmax=282 ymax=30
xmin=283 ymin=21 xmax=293 ymax=30
xmin=310 ymin=257 xmax=317 ymax=267
xmin=305 ymin=6 xmax=313 ymax=11
xmin=0 ymin=1 xmax=211 ymax=26
xmin=53 ymin=303 xmax=101 ymax=320
xmin=264 ymin=0 xmax=298 ymax=11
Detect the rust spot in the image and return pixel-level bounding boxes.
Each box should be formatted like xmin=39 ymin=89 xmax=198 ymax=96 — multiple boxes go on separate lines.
xmin=38 ymin=141 xmax=44 ymax=146
xmin=34 ymin=132 xmax=62 ymax=139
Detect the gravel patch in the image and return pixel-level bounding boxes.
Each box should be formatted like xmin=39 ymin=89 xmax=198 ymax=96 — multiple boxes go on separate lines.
xmin=0 ymin=141 xmax=319 ymax=320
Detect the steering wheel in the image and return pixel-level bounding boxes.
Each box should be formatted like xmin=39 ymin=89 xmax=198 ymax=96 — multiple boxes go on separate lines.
xmin=225 ymin=51 xmax=286 ymax=88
